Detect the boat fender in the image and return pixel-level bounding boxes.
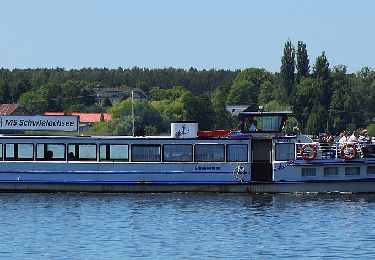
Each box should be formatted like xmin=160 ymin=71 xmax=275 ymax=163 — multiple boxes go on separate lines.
xmin=300 ymin=143 xmax=317 ymax=160
xmin=340 ymin=143 xmax=357 ymax=160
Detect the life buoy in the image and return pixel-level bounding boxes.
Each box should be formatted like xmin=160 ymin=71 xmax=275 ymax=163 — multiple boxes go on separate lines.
xmin=340 ymin=143 xmax=357 ymax=160
xmin=300 ymin=143 xmax=318 ymax=160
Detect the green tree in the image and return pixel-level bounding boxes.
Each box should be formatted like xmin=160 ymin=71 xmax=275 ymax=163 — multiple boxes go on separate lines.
xmin=313 ymin=51 xmax=331 ymax=109
xmin=18 ymin=88 xmax=47 ymax=113
xmin=182 ymin=93 xmax=214 ymax=130
xmin=305 ymin=104 xmax=328 ymax=134
xmin=227 ymin=68 xmax=272 ymax=106
xmin=280 ymin=40 xmax=295 ymax=97
xmin=211 ymin=88 xmax=235 ymax=129
xmin=292 ymin=77 xmax=322 ymax=131
xmin=329 ymin=65 xmax=350 ymax=133
xmin=0 ymin=69 xmax=11 ymax=103
xmin=296 ymin=41 xmax=309 ymax=83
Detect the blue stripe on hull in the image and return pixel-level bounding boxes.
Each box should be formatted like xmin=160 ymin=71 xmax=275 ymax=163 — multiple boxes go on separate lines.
xmin=0 ymin=171 xmax=233 ymax=175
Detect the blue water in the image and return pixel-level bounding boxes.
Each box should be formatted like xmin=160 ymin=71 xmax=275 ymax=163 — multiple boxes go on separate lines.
xmin=1 ymin=193 xmax=375 ymax=259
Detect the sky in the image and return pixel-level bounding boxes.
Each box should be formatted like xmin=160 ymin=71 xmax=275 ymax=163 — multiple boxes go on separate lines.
xmin=0 ymin=0 xmax=374 ymax=73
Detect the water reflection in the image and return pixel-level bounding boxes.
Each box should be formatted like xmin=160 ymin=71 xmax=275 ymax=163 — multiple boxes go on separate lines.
xmin=0 ymin=193 xmax=374 ymax=258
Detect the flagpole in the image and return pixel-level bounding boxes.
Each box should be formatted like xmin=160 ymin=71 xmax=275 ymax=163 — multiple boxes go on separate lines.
xmin=131 ymin=91 xmax=135 ymax=136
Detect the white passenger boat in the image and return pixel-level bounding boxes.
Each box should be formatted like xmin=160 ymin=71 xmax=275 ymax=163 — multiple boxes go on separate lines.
xmin=0 ymin=113 xmax=375 ymax=193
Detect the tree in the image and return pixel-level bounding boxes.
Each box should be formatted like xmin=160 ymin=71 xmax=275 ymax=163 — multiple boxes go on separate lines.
xmin=313 ymin=51 xmax=331 ymax=109
xmin=181 ymin=93 xmax=214 ymax=130
xmin=305 ymin=104 xmax=328 ymax=134
xmin=329 ymin=65 xmax=350 ymax=133
xmin=292 ymin=77 xmax=322 ymax=131
xmin=45 ymin=83 xmax=64 ymax=111
xmin=11 ymin=71 xmax=32 ymax=103
xmin=18 ymin=88 xmax=47 ymax=113
xmin=227 ymin=68 xmax=272 ymax=106
xmin=280 ymin=40 xmax=295 ymax=97
xmin=296 ymin=41 xmax=309 ymax=83
xmin=211 ymin=88 xmax=236 ymax=129
xmin=0 ymin=69 xmax=11 ymax=103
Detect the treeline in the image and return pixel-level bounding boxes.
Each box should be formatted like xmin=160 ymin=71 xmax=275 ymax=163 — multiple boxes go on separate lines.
xmin=0 ymin=67 xmax=238 ymax=103
xmin=1 ymin=40 xmax=375 ymax=135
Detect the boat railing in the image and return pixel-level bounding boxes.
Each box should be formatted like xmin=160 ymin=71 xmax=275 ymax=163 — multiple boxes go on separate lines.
xmin=295 ymin=142 xmax=371 ymax=160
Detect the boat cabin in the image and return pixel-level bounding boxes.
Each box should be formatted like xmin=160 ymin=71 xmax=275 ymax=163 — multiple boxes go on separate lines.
xmin=238 ymin=111 xmax=292 ymax=181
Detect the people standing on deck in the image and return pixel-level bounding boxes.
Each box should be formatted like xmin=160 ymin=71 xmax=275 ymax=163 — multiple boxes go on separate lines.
xmin=339 ymin=131 xmax=348 ymax=143
xmin=323 ymin=131 xmax=334 ymax=145
xmin=348 ymin=130 xmax=359 ymax=143
xmin=249 ymin=120 xmax=257 ymax=131
xmin=359 ymin=129 xmax=371 ymax=143
xmin=321 ymin=131 xmax=334 ymax=158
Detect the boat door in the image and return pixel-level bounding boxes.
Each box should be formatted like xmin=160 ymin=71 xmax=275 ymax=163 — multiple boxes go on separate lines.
xmin=251 ymin=139 xmax=273 ymax=181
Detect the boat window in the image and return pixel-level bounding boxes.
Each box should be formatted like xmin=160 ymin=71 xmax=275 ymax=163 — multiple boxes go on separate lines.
xmin=68 ymin=144 xmax=97 ymax=161
xmin=131 ymin=145 xmax=161 ymax=162
xmin=163 ymin=144 xmax=193 ymax=162
xmin=227 ymin=144 xmax=248 ymax=162
xmin=194 ymin=144 xmax=225 ymax=162
xmin=36 ymin=144 xmax=66 ymax=161
xmin=301 ymin=168 xmax=316 ymax=177
xmin=242 ymin=115 xmax=284 ymax=132
xmin=345 ymin=167 xmax=360 ymax=176
xmin=100 ymin=144 xmax=129 ymax=161
xmin=324 ymin=167 xmax=338 ymax=176
xmin=367 ymin=166 xmax=375 ymax=175
xmin=274 ymin=143 xmax=295 ymax=161
xmin=5 ymin=143 xmax=34 ymax=161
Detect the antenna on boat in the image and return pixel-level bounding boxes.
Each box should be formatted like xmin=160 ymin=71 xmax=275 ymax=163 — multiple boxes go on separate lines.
xmin=131 ymin=90 xmax=135 ymax=136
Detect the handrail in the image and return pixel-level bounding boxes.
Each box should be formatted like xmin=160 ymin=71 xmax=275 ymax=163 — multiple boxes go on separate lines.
xmin=295 ymin=142 xmax=371 ymax=160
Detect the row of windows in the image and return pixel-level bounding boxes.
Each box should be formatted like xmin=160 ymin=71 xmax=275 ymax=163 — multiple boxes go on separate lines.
xmin=301 ymin=166 xmax=375 ymax=177
xmin=0 ymin=143 xmax=248 ymax=163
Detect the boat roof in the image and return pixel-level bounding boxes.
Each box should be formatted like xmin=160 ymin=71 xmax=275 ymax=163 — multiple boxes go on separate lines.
xmin=239 ymin=111 xmax=292 ymax=116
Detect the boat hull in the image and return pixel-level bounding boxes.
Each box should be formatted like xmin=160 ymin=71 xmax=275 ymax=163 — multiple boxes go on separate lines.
xmin=1 ymin=180 xmax=375 ymax=193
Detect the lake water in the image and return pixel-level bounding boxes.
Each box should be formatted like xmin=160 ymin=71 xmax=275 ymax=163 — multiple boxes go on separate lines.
xmin=1 ymin=193 xmax=375 ymax=259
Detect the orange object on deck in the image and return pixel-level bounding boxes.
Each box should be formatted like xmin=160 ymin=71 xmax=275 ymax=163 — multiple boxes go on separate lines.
xmin=197 ymin=130 xmax=232 ymax=138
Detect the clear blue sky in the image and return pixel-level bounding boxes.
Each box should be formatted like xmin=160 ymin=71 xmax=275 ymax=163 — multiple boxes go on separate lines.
xmin=0 ymin=0 xmax=374 ymax=72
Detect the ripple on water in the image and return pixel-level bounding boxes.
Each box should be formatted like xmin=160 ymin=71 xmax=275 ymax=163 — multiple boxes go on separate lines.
xmin=0 ymin=193 xmax=375 ymax=258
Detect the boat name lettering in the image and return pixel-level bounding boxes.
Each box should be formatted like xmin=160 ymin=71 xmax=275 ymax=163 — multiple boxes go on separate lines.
xmin=194 ymin=166 xmax=221 ymax=171
xmin=276 ymin=138 xmax=291 ymax=143
xmin=0 ymin=116 xmax=78 ymax=131
xmin=5 ymin=119 xmax=75 ymax=127
xmin=275 ymin=160 xmax=300 ymax=171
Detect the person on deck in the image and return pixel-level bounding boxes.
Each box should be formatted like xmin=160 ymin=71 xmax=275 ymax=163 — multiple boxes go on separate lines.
xmin=249 ymin=120 xmax=257 ymax=131
xmin=323 ymin=131 xmax=334 ymax=145
xmin=339 ymin=131 xmax=348 ymax=143
xmin=348 ymin=130 xmax=359 ymax=143
xmin=358 ymin=129 xmax=371 ymax=143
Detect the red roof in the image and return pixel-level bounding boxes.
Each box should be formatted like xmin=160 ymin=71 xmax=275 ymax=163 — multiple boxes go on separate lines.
xmin=44 ymin=112 xmax=65 ymax=116
xmin=70 ymin=113 xmax=111 ymax=123
xmin=0 ymin=104 xmax=23 ymax=115
xmin=43 ymin=112 xmax=111 ymax=123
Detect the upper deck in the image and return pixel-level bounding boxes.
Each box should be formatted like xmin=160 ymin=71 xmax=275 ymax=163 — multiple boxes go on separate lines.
xmin=239 ymin=111 xmax=292 ymax=134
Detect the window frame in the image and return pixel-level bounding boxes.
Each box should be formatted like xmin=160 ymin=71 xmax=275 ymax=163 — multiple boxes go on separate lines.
xmin=36 ymin=143 xmax=66 ymax=161
xmin=68 ymin=143 xmax=97 ymax=161
xmin=99 ymin=144 xmax=129 ymax=162
xmin=5 ymin=143 xmax=34 ymax=161
xmin=162 ymin=144 xmax=193 ymax=162
xmin=274 ymin=143 xmax=295 ymax=161
xmin=131 ymin=144 xmax=161 ymax=162
xmin=226 ymin=144 xmax=248 ymax=162
xmin=194 ymin=144 xmax=225 ymax=163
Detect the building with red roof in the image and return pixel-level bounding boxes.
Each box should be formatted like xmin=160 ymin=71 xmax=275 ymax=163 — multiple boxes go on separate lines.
xmin=0 ymin=104 xmax=30 ymax=116
xmin=43 ymin=112 xmax=111 ymax=133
